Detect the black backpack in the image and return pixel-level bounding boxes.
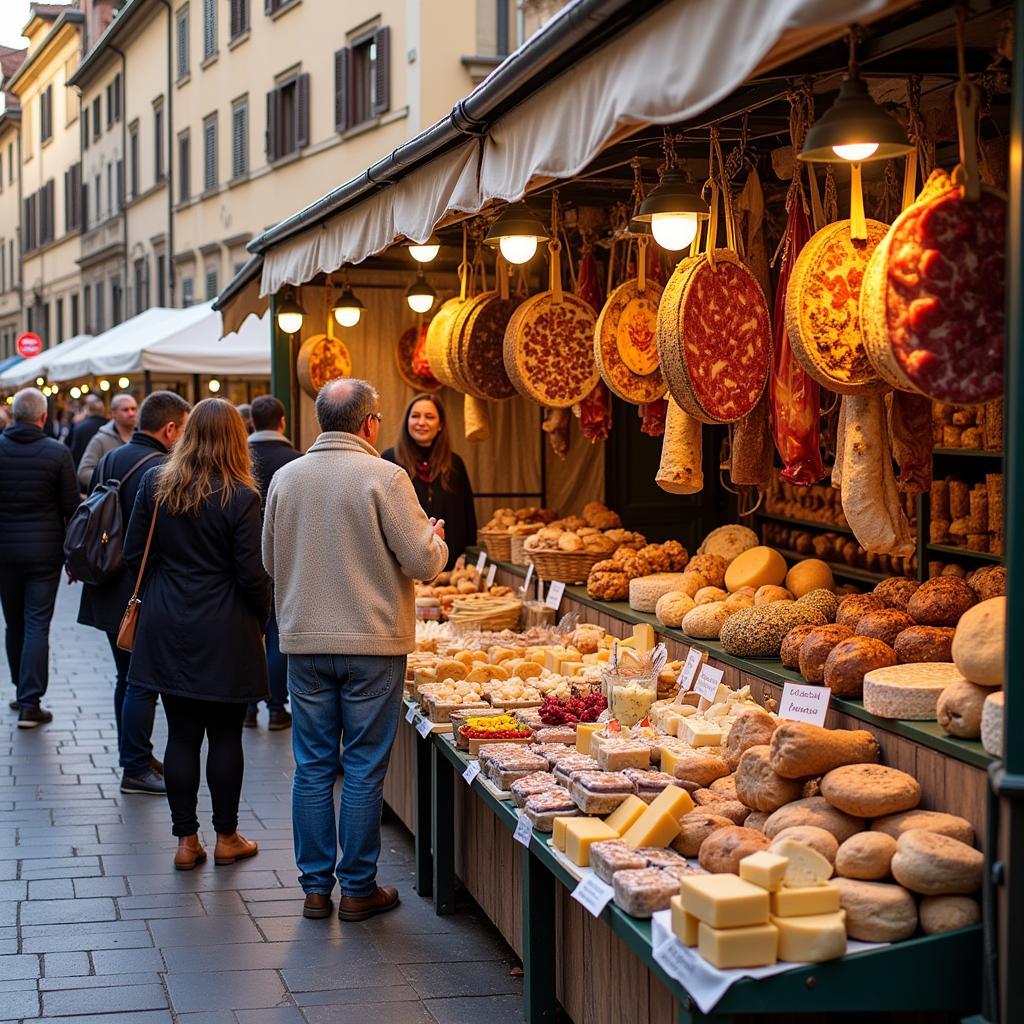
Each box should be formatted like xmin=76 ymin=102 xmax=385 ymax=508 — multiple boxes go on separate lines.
xmin=63 ymin=451 xmax=161 ymax=585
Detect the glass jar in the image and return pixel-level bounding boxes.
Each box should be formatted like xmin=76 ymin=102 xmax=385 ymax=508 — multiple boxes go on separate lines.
xmin=600 ymin=666 xmax=658 ymax=728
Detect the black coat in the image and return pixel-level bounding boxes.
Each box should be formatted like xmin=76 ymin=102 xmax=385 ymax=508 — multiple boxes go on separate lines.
xmin=0 ymin=424 xmax=80 ymax=570
xmin=248 ymin=432 xmax=302 ymax=510
xmin=68 ymin=415 xmax=107 ymax=466
xmin=77 ymin=432 xmax=168 ymax=634
xmin=122 ymin=471 xmax=272 ymax=703
xmin=380 ymin=448 xmax=477 ymax=572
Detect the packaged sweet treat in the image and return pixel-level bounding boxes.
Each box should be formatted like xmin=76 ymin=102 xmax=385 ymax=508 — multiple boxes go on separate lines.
xmin=534 ymin=726 xmax=578 ymax=745
xmin=612 ymin=867 xmax=683 ymax=918
xmin=595 ymin=739 xmax=654 ymax=772
xmin=510 ymin=771 xmax=559 ymax=807
xmin=637 ymin=847 xmax=688 ymax=870
xmin=477 ymin=742 xmax=538 ymax=767
xmin=659 ymin=860 xmax=703 ymax=882
xmin=590 ymin=839 xmax=647 ymax=885
xmin=553 ymin=755 xmax=600 ymax=787
xmin=524 ymin=789 xmax=579 ymax=832
xmin=488 ymin=753 xmax=550 ymax=790
xmin=622 ymin=769 xmax=679 ymax=803
xmin=570 ymin=770 xmax=637 ymax=814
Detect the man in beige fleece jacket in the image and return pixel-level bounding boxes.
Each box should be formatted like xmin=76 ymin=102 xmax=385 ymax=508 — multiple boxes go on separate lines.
xmin=263 ymin=378 xmax=447 ymax=922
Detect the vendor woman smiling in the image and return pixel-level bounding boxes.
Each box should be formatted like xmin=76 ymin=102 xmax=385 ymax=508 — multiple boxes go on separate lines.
xmin=382 ymin=394 xmax=477 ymax=571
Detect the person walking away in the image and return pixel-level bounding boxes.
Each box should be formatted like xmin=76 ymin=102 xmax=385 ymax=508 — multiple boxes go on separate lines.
xmin=236 ymin=403 xmax=254 ymax=434
xmin=122 ymin=398 xmax=271 ymax=870
xmin=382 ymin=393 xmax=477 ymax=572
xmin=245 ymin=395 xmax=300 ymax=730
xmin=263 ymin=379 xmax=447 ymax=921
xmin=78 ymin=393 xmax=138 ymax=491
xmin=77 ymin=391 xmax=191 ymax=795
xmin=0 ymin=388 xmax=79 ymax=726
xmin=67 ymin=394 xmax=108 ymax=466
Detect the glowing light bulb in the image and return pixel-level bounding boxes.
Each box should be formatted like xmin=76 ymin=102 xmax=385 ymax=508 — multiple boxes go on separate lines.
xmin=70 ymin=387 xmax=81 ymax=399
xmin=651 ymin=211 xmax=699 ymax=252
xmin=499 ymin=234 xmax=539 ymax=265
xmin=208 ymin=379 xmax=221 ymax=393
xmin=831 ymin=142 xmax=879 ymax=162
xmin=81 ymin=383 xmax=90 ymax=393
xmin=408 ymin=242 xmax=440 ymax=263
xmin=334 ymin=305 xmax=362 ymax=328
xmin=276 ymin=311 xmax=303 ymax=334
xmin=99 ymin=379 xmax=111 ymax=392
xmin=118 ymin=376 xmax=130 ymax=389
xmin=35 ymin=377 xmax=44 ymax=386
xmin=407 ymin=292 xmax=434 ymax=314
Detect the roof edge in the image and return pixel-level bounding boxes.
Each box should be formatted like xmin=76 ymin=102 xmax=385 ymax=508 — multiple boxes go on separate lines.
xmin=68 ymin=0 xmax=151 ymax=88
xmin=6 ymin=10 xmax=85 ymax=93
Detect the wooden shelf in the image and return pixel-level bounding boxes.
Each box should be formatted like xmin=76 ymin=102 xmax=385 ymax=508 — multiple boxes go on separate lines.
xmin=755 ymin=510 xmax=853 ymax=535
xmin=774 ymin=548 xmax=890 ymax=585
xmin=927 ymin=543 xmax=1005 ymax=564
xmin=933 ymin=448 xmax=1003 ymax=459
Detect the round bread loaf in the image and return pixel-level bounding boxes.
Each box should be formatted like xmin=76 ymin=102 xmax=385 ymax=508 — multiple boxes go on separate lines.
xmin=666 ymin=751 xmax=730 ymax=787
xmin=744 ymin=810 xmax=770 ymax=832
xmin=631 ymin=573 xmax=694 ymax=613
xmin=823 ymin=637 xmax=897 ymax=698
xmin=981 ymin=691 xmax=1004 ymax=757
xmin=680 ymin=601 xmax=732 ymax=639
xmin=723 ymin=591 xmax=755 ymax=612
xmin=694 ymin=586 xmax=728 ymax=605
xmin=697 ymin=524 xmax=759 ymax=564
xmin=771 ymin=825 xmax=839 ymax=864
xmin=835 ymin=831 xmax=897 ymax=880
xmin=795 ymin=588 xmax=839 ymax=623
xmin=919 ymin=895 xmax=982 ymax=935
xmin=691 ymin=790 xmax=749 ymax=825
xmin=836 ymin=593 xmax=886 ymax=629
xmin=734 ymin=745 xmax=805 ymax=813
xmin=893 ymin=625 xmax=956 ymax=664
xmin=709 ymin=774 xmax=739 ymax=801
xmin=820 ymin=764 xmax=921 ymax=818
xmin=798 ymin=624 xmax=854 ymax=683
xmin=670 ymin=810 xmax=734 ymax=857
xmin=780 ymin=624 xmax=821 ymax=670
xmin=855 ymin=608 xmax=916 ymax=647
xmin=769 ymin=721 xmax=880 ymax=779
xmin=890 ymin=829 xmax=983 ymax=895
xmin=833 ymin=878 xmax=918 ymax=942
xmin=753 ymin=584 xmax=793 ymax=606
xmin=907 ymin=576 xmax=978 ymax=626
xmin=871 ymin=809 xmax=974 ymax=846
xmin=697 ymin=825 xmax=770 ymax=873
xmin=967 ymin=565 xmax=1006 ymax=602
xmin=785 ymin=559 xmax=835 ymax=598
xmin=873 ymin=576 xmax=921 ymax=612
xmin=936 ymin=678 xmax=989 ymax=738
xmin=720 ymin=603 xmax=825 ymax=659
xmin=763 ymin=796 xmax=863 ymax=843
xmin=723 ymin=709 xmax=778 ymax=771
xmin=655 ymin=590 xmax=696 ymax=628
xmin=687 ymin=553 xmax=728 ymax=589
xmin=951 ymin=596 xmax=1005 ymax=687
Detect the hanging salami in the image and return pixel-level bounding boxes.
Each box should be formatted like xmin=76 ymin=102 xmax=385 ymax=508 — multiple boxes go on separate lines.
xmin=785 ymin=218 xmax=889 ymax=394
xmin=395 ymin=323 xmax=442 ymax=392
xmin=451 ymin=292 xmax=518 ymax=400
xmin=594 ymin=279 xmax=666 ymax=403
xmin=861 ymin=169 xmax=1005 ymax=404
xmin=576 ymin=245 xmax=612 ymax=442
xmin=656 ymin=397 xmax=703 ymax=494
xmin=296 ymin=334 xmax=352 ymax=398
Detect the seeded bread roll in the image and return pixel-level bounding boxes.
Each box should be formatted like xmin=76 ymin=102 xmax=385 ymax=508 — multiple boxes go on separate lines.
xmin=872 ymin=576 xmax=921 ymax=611
xmin=697 ymin=825 xmax=770 ymax=873
xmin=833 ymin=878 xmax=918 ymax=942
xmin=769 ymin=721 xmax=880 ymax=779
xmin=835 ymin=832 xmax=897 ymax=880
xmin=907 ymin=576 xmax=978 ymax=626
xmin=734 ymin=745 xmax=805 ymax=813
xmin=723 ymin=709 xmax=778 ymax=771
xmin=893 ymin=625 xmax=956 ymax=664
xmin=919 ymin=895 xmax=981 ymax=934
xmin=795 ymin=588 xmax=840 ymax=624
xmin=720 ymin=602 xmax=825 ymax=659
xmin=823 ymin=637 xmax=897 ymax=698
xmin=820 ymin=764 xmax=921 ymax=818
xmin=836 ymin=593 xmax=886 ymax=629
xmin=798 ymin=624 xmax=854 ymax=683
xmin=890 ymin=830 xmax=984 ymax=895
xmin=855 ymin=608 xmax=916 ymax=647
xmin=780 ymin=624 xmax=821 ymax=670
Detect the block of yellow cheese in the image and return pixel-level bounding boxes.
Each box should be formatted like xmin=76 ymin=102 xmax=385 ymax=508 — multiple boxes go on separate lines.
xmin=604 ymin=795 xmax=647 ymax=836
xmin=670 ymin=895 xmax=700 ymax=947
xmin=770 ymin=883 xmax=840 ymax=918
xmin=739 ymin=851 xmax=789 ymax=892
xmin=698 ymin=921 xmax=778 ymax=969
xmin=596 ymin=649 xmax=611 ymax=663
xmin=772 ymin=911 xmax=847 ymax=962
xmin=677 ymin=718 xmax=723 ymax=747
xmin=632 ymin=623 xmax=656 ymax=653
xmin=582 ymin=653 xmax=600 ymax=666
xmin=544 ymin=648 xmax=568 ymax=673
xmin=622 ymin=785 xmax=693 ymax=849
xmin=678 ymin=873 xmax=771 ymax=928
xmin=659 ymin=744 xmax=692 ymax=779
xmin=562 ymin=661 xmax=584 ymax=676
xmin=576 ymin=723 xmax=603 ymax=756
xmin=551 ymin=816 xmax=576 ymax=852
xmin=564 ymin=819 xmax=618 ymax=867
xmin=724 ymin=546 xmax=787 ymax=593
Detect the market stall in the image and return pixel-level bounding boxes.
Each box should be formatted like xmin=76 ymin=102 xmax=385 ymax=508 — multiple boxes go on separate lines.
xmin=218 ymin=0 xmax=1020 ymax=1020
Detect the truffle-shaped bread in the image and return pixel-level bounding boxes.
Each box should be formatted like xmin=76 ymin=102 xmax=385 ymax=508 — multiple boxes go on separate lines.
xmin=907 ymin=576 xmax=978 ymax=626
xmin=966 ymin=565 xmax=1006 ymax=602
xmin=872 ymin=577 xmax=922 ymax=611
xmin=670 ymin=810 xmax=734 ymax=857
xmin=855 ymin=608 xmax=916 ymax=647
xmin=686 ymin=553 xmax=728 ymax=589
xmin=723 ymin=709 xmax=778 ymax=771
xmin=836 ymin=593 xmax=886 ymax=629
xmin=798 ymin=625 xmax=854 ymax=683
xmin=893 ymin=625 xmax=955 ymax=664
xmin=835 ymin=832 xmax=897 ymax=880
xmin=823 ymin=637 xmax=897 ymax=698
xmin=780 ymin=625 xmax=820 ymax=670
xmin=697 ymin=825 xmax=770 ymax=873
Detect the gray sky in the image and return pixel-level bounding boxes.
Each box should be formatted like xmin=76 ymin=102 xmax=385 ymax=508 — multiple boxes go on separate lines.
xmin=0 ymin=2 xmax=32 ymax=51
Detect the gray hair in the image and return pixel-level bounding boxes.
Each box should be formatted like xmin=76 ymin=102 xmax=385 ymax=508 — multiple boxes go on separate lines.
xmin=12 ymin=387 xmax=47 ymax=424
xmin=315 ymin=378 xmax=378 ymax=434
xmin=110 ymin=392 xmax=136 ymax=409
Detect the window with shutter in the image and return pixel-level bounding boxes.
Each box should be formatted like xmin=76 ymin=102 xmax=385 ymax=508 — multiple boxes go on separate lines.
xmin=115 ymin=74 xmax=122 ymax=121
xmin=81 ymin=180 xmax=88 ymax=231
xmin=116 ymin=160 xmax=124 ymax=211
xmin=129 ymin=126 xmax=139 ymax=198
xmin=92 ymin=97 xmax=101 ymax=139
xmin=203 ymin=114 xmax=218 ymax=192
xmin=83 ymin=287 xmax=91 ymax=333
xmin=176 ymin=7 xmax=190 ymax=80
xmin=334 ymin=48 xmax=349 ymax=132
xmin=268 ymin=75 xmax=304 ymax=160
xmin=95 ymin=282 xmax=105 ymax=332
xmin=203 ymin=0 xmax=216 ymax=59
xmin=295 ymin=73 xmax=310 ymax=149
xmin=94 ymin=173 xmax=101 ymax=221
xmin=181 ymin=276 xmax=194 ymax=307
xmin=178 ymin=130 xmax=191 ymax=201
xmin=156 ymin=254 xmax=166 ymax=306
xmin=231 ymin=98 xmax=248 ymax=179
xmin=106 ymin=82 xmax=113 ymax=128
xmin=82 ymin=106 xmax=89 ymax=150
xmin=372 ymin=26 xmax=390 ymax=116
xmin=154 ymin=101 xmax=165 ymax=181
xmin=55 ymin=298 xmax=64 ymax=344
xmin=111 ymin=278 xmax=123 ymax=326
xmin=349 ymin=28 xmax=389 ymax=127
xmin=230 ymin=0 xmax=249 ymax=39
xmin=205 ymin=267 xmax=218 ymax=300
xmin=71 ymin=293 xmax=79 ymax=336
xmin=265 ymin=87 xmax=280 ymax=161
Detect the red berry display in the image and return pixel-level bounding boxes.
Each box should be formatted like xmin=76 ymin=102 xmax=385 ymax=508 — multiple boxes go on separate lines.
xmin=538 ymin=689 xmax=607 ymax=726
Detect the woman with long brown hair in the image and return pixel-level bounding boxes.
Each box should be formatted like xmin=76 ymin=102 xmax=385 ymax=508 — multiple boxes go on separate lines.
xmin=381 ymin=393 xmax=477 ymax=570
xmin=123 ymin=398 xmax=272 ymax=870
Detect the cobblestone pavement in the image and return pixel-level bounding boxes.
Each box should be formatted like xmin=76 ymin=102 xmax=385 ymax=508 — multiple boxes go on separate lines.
xmin=0 ymin=582 xmax=523 ymax=1023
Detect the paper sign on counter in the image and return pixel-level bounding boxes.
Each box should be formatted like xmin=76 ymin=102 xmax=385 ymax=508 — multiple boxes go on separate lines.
xmin=693 ymin=663 xmax=725 ymax=702
xmin=545 ymin=581 xmax=566 ymax=610
xmin=571 ymin=875 xmax=614 ymax=917
xmin=779 ymin=681 xmax=831 ymax=725
xmin=405 ymin=704 xmax=417 ymax=724
xmin=416 ymin=716 xmax=433 ymax=738
xmin=475 ymin=551 xmax=488 ymax=574
xmin=674 ymin=648 xmax=704 ymax=700
xmin=521 ymin=563 xmax=534 ymax=593
xmin=486 ymin=563 xmax=498 ymax=588
xmin=513 ymin=813 xmax=533 ymax=848
xmin=462 ymin=761 xmax=482 ymax=785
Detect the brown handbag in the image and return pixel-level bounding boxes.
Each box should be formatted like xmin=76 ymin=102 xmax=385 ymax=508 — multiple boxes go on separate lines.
xmin=116 ymin=499 xmax=159 ymax=652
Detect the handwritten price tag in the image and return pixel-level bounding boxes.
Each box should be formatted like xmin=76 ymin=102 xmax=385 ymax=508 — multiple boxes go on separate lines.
xmin=486 ymin=563 xmax=498 ymax=588
xmin=674 ymin=648 xmax=704 ymax=700
xmin=416 ymin=716 xmax=433 ymax=739
xmin=405 ymin=704 xmax=417 ymax=724
xmin=545 ymin=581 xmax=566 ymax=610
xmin=513 ymin=813 xmax=533 ymax=848
xmin=462 ymin=761 xmax=482 ymax=785
xmin=475 ymin=551 xmax=488 ymax=574
xmin=779 ymin=681 xmax=831 ymax=725
xmin=653 ymin=936 xmax=698 ymax=984
xmin=571 ymin=875 xmax=614 ymax=917
xmin=693 ymin=663 xmax=725 ymax=702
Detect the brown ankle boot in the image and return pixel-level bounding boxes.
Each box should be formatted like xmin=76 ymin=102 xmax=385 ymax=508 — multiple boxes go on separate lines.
xmin=214 ymin=832 xmax=258 ymax=865
xmin=338 ymin=886 xmax=400 ymax=921
xmin=174 ymin=834 xmax=206 ymax=871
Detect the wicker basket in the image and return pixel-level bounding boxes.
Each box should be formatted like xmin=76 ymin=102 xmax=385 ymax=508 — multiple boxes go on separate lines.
xmin=510 ymin=534 xmax=532 ymax=566
xmin=527 ymin=549 xmax=606 ymax=585
xmin=449 ymin=606 xmax=521 ymax=634
xmin=478 ymin=531 xmax=512 ymax=562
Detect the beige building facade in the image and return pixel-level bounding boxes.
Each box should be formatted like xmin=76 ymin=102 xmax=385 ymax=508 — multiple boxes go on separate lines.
xmin=0 ymin=46 xmax=25 ymax=361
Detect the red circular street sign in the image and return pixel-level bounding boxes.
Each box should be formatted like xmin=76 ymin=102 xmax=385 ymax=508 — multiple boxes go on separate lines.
xmin=16 ymin=333 xmax=43 ymax=358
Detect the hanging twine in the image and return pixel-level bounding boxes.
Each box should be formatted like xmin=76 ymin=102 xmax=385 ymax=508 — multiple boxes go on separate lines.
xmin=823 ymin=166 xmax=839 ymax=223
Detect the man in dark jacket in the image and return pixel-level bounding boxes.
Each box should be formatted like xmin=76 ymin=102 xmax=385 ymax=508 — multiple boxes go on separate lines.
xmin=0 ymin=388 xmax=80 ymax=727
xmin=78 ymin=391 xmax=191 ymax=794
xmin=246 ymin=395 xmax=301 ymax=730
xmin=67 ymin=394 xmax=109 ymax=467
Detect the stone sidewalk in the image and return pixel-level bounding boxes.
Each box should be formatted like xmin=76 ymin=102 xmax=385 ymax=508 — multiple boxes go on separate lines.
xmin=0 ymin=582 xmax=523 ymax=1023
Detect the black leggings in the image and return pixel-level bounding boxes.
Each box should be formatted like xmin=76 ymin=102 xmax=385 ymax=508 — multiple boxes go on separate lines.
xmin=162 ymin=695 xmax=247 ymax=838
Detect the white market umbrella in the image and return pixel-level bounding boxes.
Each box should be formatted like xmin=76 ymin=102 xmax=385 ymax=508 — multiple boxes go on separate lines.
xmin=0 ymin=333 xmax=94 ymax=388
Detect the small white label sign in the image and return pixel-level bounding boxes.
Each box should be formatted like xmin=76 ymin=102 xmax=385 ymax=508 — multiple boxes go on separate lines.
xmin=521 ymin=563 xmax=534 ymax=593
xmin=462 ymin=761 xmax=482 ymax=785
xmin=545 ymin=581 xmax=566 ymax=610
xmin=416 ymin=716 xmax=433 ymax=738
xmin=571 ymin=875 xmax=614 ymax=917
xmin=405 ymin=704 xmax=417 ymax=724
xmin=513 ymin=812 xmax=533 ymax=847
xmin=693 ymin=663 xmax=725 ymax=702
xmin=476 ymin=551 xmax=488 ymax=574
xmin=486 ymin=563 xmax=498 ymax=589
xmin=674 ymin=648 xmax=704 ymax=700
xmin=653 ymin=936 xmax=699 ymax=984
xmin=779 ymin=681 xmax=831 ymax=725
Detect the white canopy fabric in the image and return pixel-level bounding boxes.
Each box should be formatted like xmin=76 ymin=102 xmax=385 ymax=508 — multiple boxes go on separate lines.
xmin=0 ymin=333 xmax=94 ymax=387
xmin=48 ymin=304 xmax=271 ymax=381
xmin=258 ymin=0 xmax=896 ymax=298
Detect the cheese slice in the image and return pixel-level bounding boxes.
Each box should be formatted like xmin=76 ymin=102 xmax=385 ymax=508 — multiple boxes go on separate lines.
xmin=676 ymin=718 xmax=723 ymax=747
xmin=678 ymin=873 xmax=770 ymax=928
xmin=622 ymin=785 xmax=693 ymax=849
xmin=632 ymin=623 xmax=656 ymax=653
xmin=670 ymin=895 xmax=700 ymax=947
xmin=576 ymin=723 xmax=603 ymax=756
xmin=698 ymin=921 xmax=778 ymax=969
xmin=739 ymin=851 xmax=789 ymax=892
xmin=604 ymin=795 xmax=647 ymax=835
xmin=769 ymin=839 xmax=833 ymax=886
xmin=772 ymin=911 xmax=847 ymax=962
xmin=551 ymin=816 xmax=576 ymax=852
xmin=564 ymin=819 xmax=618 ymax=867
xmin=770 ymin=884 xmax=841 ymax=918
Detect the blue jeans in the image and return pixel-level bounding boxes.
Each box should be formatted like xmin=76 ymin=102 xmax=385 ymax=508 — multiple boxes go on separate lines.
xmin=0 ymin=567 xmax=61 ymax=708
xmin=249 ymin=607 xmax=287 ymax=713
xmin=106 ymin=633 xmax=158 ymax=777
xmin=289 ymin=652 xmax=405 ymax=897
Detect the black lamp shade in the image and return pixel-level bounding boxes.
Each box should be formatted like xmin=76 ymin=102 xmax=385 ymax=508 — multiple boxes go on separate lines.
xmin=484 ymin=202 xmax=550 ymax=246
xmin=331 ymin=287 xmax=364 ymax=313
xmin=632 ymin=170 xmax=709 ymax=223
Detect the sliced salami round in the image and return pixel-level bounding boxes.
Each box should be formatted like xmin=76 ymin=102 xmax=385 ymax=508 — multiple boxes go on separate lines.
xmin=594 ymin=278 xmax=666 ymax=404
xmin=453 ymin=291 xmax=518 ymax=401
xmin=786 ymin=219 xmax=889 ymax=395
xmin=861 ymin=170 xmax=1005 ymax=405
xmin=657 ymin=249 xmax=771 ymax=424
xmin=424 ymin=297 xmax=465 ymax=389
xmin=296 ymin=334 xmax=352 ymax=398
xmin=395 ymin=324 xmax=442 ymax=393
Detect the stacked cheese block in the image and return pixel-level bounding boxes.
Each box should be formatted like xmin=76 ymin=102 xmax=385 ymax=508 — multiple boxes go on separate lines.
xmin=930 ymin=473 xmax=1004 ymax=556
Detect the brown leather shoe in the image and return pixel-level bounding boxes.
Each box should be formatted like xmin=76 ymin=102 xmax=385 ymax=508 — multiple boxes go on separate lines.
xmin=213 ymin=832 xmax=258 ymax=865
xmin=173 ymin=834 xmax=207 ymax=871
xmin=338 ymin=886 xmax=400 ymax=921
xmin=303 ymin=893 xmax=333 ymax=919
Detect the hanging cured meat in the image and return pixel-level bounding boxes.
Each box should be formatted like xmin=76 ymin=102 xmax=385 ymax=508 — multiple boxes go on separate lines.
xmin=656 ymin=397 xmax=703 ymax=494
xmin=639 ymin=398 xmax=668 ymax=437
xmin=861 ymin=169 xmax=1005 ymax=404
xmin=450 ymin=291 xmax=518 ymax=400
xmin=657 ymin=250 xmax=771 ymax=424
xmin=576 ymin=245 xmax=612 ymax=442
xmin=594 ymin=279 xmax=666 ymax=403
xmin=786 ymin=219 xmax=889 ymax=394
xmin=296 ymin=334 xmax=353 ymax=398
xmin=886 ymin=390 xmax=933 ymax=494
xmin=771 ymin=199 xmax=825 ymax=485
xmin=730 ymin=390 xmax=772 ymax=488
xmin=395 ymin=323 xmax=442 ymax=392
xmin=425 ymin=296 xmax=465 ymax=388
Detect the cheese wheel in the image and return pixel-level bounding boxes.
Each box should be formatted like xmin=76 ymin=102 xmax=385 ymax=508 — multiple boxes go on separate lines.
xmin=862 ymin=662 xmax=966 ymax=720
xmin=725 ymin=546 xmax=787 ymax=593
xmin=981 ymin=691 xmax=1004 ymax=757
xmin=785 ymin=559 xmax=835 ymax=599
xmin=629 ymin=573 xmax=693 ymax=613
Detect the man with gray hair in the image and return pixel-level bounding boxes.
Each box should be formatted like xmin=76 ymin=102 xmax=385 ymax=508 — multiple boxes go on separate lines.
xmin=0 ymin=388 xmax=79 ymax=727
xmin=263 ymin=378 xmax=447 ymax=922
xmin=77 ymin=392 xmax=138 ymax=491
